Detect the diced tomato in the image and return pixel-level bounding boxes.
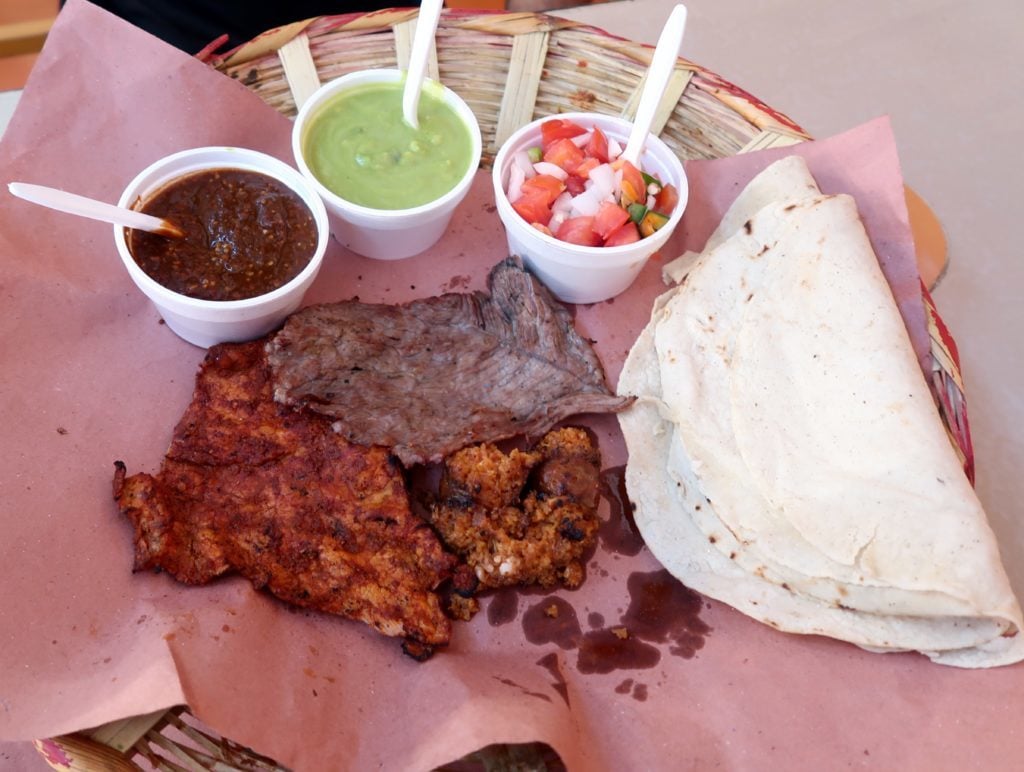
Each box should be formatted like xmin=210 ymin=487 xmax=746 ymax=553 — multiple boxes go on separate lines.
xmin=506 ymin=119 xmax=678 ymax=248
xmin=593 ymin=200 xmax=630 ymax=240
xmin=512 ymin=191 xmax=553 ymax=227
xmin=653 ymin=182 xmax=679 ymax=215
xmin=614 ymin=159 xmax=647 ymax=206
xmin=520 ymin=173 xmax=565 ymax=205
xmin=556 ymin=216 xmax=602 ymax=246
xmin=585 ymin=126 xmax=610 ymax=163
xmin=564 ymin=174 xmax=587 ymax=196
xmin=574 ymin=157 xmax=601 ymax=179
xmin=543 ymin=138 xmax=586 ymax=174
xmin=540 ymin=118 xmax=587 ymax=151
xmin=603 ymin=221 xmax=641 ymax=246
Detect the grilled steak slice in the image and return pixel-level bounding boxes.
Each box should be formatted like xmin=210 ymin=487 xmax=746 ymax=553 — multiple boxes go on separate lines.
xmin=113 ymin=340 xmax=455 ymax=654
xmin=266 ymin=257 xmax=633 ymax=465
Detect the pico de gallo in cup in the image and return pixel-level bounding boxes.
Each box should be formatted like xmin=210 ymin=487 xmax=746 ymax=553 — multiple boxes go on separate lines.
xmin=505 ymin=117 xmax=681 ymax=247
xmin=492 ymin=112 xmax=688 ymax=304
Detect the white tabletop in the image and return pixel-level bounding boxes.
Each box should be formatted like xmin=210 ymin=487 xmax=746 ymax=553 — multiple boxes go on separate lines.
xmin=0 ymin=89 xmax=21 ymax=136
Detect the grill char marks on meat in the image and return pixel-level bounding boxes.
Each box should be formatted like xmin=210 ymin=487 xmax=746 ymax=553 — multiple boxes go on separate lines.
xmin=266 ymin=257 xmax=633 ymax=466
xmin=112 ymin=340 xmax=455 ymax=656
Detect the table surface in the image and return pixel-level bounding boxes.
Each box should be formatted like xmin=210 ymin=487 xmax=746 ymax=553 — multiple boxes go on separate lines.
xmin=3 ymin=0 xmax=1021 ymax=769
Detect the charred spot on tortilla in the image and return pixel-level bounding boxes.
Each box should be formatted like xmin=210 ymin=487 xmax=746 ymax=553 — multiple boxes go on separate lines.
xmin=266 ymin=257 xmax=632 ymax=466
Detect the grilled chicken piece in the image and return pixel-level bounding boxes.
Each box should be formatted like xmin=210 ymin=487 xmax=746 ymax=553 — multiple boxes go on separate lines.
xmin=429 ymin=427 xmax=601 ymax=590
xmin=113 ymin=340 xmax=455 ymax=656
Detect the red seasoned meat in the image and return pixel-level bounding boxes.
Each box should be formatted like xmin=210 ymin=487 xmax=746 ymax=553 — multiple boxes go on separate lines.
xmin=113 ymin=340 xmax=455 ymax=657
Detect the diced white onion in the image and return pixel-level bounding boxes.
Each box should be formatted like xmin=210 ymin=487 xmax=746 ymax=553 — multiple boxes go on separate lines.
xmin=570 ymin=130 xmax=593 ymax=147
xmin=613 ymin=168 xmax=624 ymax=199
xmin=646 ymin=194 xmax=656 ymax=209
xmin=549 ymin=210 xmax=568 ymax=233
xmin=513 ymin=150 xmax=538 ymax=179
xmin=533 ymin=161 xmax=568 ymax=180
xmin=647 ymin=181 xmax=661 ymax=195
xmin=570 ymin=188 xmax=603 ymax=217
xmin=507 ymin=163 xmax=526 ymax=203
xmin=607 ymin=137 xmax=623 ymax=160
xmin=587 ymin=163 xmax=616 ymax=199
xmin=552 ymin=191 xmax=574 ymax=217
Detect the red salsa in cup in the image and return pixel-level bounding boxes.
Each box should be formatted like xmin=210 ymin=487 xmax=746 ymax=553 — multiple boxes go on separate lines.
xmin=128 ymin=168 xmax=318 ymax=301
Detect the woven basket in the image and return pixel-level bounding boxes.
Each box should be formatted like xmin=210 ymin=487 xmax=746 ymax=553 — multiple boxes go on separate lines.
xmin=36 ymin=8 xmax=970 ymax=770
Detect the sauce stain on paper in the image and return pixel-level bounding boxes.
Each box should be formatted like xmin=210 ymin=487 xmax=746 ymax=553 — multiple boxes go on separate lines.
xmin=615 ymin=678 xmax=649 ymax=701
xmin=486 ymin=588 xmax=519 ymax=627
xmin=523 ymin=570 xmax=711 ymax=699
xmin=522 ymin=597 xmax=582 ymax=650
xmin=598 ymin=465 xmax=645 ymax=556
xmin=621 ymin=569 xmax=710 ymax=659
xmin=535 ymin=652 xmax=570 ymax=706
xmin=576 ymin=627 xmax=660 ymax=674
xmin=493 ymin=675 xmax=552 ymax=704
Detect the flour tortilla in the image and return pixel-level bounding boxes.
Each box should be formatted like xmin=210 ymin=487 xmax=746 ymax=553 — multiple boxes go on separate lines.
xmin=619 ymin=158 xmax=1024 ymax=667
xmin=661 ymin=154 xmax=821 ymax=284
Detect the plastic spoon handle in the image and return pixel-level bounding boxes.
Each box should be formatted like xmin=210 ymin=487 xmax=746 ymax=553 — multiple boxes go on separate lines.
xmin=7 ymin=182 xmax=183 ymax=237
xmin=402 ymin=0 xmax=444 ymax=129
xmin=621 ymin=4 xmax=688 ymax=165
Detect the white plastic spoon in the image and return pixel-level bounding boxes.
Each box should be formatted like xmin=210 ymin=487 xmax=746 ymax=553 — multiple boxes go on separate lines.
xmin=620 ymin=4 xmax=688 ymax=166
xmin=7 ymin=182 xmax=184 ymax=238
xmin=402 ymin=0 xmax=444 ymax=129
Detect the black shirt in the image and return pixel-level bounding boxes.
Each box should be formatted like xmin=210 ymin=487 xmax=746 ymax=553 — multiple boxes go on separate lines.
xmin=84 ymin=1 xmax=416 ymax=54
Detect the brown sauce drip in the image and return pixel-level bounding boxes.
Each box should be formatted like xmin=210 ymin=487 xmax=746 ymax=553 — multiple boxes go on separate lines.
xmin=621 ymin=569 xmax=710 ymax=659
xmin=576 ymin=628 xmax=660 ymax=674
xmin=535 ymin=652 xmax=570 ymax=706
xmin=522 ymin=597 xmax=582 ymax=650
xmin=598 ymin=465 xmax=645 ymax=556
xmin=521 ymin=571 xmax=711 ymax=673
xmin=486 ymin=589 xmax=520 ymax=627
xmin=614 ymin=678 xmax=633 ymax=694
xmin=493 ymin=675 xmax=552 ymax=703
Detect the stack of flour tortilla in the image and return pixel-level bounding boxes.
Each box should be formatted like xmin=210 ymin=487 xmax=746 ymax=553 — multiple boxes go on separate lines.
xmin=618 ymin=156 xmax=1024 ymax=667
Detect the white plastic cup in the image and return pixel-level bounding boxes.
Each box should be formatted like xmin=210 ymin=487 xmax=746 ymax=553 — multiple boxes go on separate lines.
xmin=114 ymin=147 xmax=330 ymax=348
xmin=492 ymin=112 xmax=688 ymax=304
xmin=291 ymin=68 xmax=483 ymax=260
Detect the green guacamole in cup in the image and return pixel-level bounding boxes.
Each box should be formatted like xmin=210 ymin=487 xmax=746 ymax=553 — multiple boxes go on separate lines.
xmin=301 ymin=81 xmax=475 ymax=210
